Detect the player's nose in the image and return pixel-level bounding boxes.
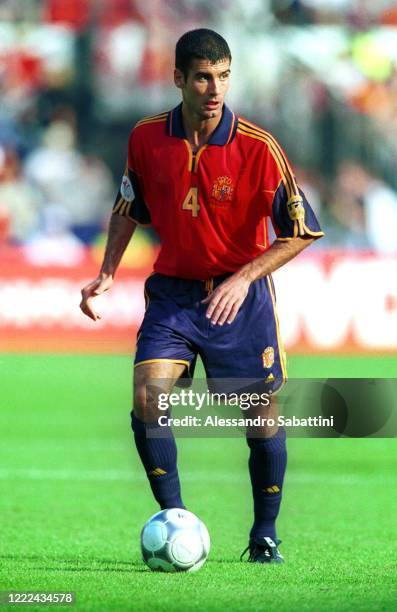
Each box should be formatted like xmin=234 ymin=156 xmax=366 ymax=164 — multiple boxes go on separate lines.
xmin=208 ymin=77 xmax=221 ymax=95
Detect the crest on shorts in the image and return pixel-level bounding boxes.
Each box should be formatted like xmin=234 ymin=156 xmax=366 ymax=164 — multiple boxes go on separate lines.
xmin=287 ymin=195 xmax=305 ymax=221
xmin=211 ymin=176 xmax=234 ymax=203
xmin=262 ymin=346 xmax=274 ymax=369
xmin=120 ymin=174 xmax=135 ymax=202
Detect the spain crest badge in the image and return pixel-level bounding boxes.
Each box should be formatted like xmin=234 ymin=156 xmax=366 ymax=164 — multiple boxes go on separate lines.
xmin=211 ymin=176 xmax=234 ymax=203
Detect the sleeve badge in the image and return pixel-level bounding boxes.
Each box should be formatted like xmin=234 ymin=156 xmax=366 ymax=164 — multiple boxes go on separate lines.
xmin=121 ymin=175 xmax=135 ymax=202
xmin=287 ymin=195 xmax=305 ymax=221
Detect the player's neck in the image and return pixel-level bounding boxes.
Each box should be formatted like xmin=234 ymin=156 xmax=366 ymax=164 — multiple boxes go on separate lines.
xmin=181 ymin=104 xmax=222 ymax=151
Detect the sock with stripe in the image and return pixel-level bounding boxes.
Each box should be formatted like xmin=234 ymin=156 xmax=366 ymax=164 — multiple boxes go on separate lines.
xmin=131 ymin=411 xmax=185 ymax=509
xmin=247 ymin=427 xmax=287 ymax=541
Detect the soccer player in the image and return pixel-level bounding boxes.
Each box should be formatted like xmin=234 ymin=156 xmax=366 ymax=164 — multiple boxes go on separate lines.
xmin=80 ymin=29 xmax=323 ymax=564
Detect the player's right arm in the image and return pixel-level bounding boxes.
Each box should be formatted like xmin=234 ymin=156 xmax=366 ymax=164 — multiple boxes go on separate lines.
xmin=80 ymin=215 xmax=137 ymax=321
xmin=80 ymin=127 xmax=151 ymax=321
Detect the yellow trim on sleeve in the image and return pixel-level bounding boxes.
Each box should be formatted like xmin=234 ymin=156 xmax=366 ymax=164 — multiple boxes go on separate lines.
xmin=237 ymin=124 xmax=295 ymax=200
xmin=118 ymin=200 xmax=129 ymax=216
xmin=275 ymin=231 xmax=325 ymax=240
xmin=112 ymin=196 xmax=123 ymax=214
xmin=239 ymin=126 xmax=324 ymax=240
xmin=239 ymin=119 xmax=300 ymax=197
xmin=302 ymin=222 xmax=325 ymax=237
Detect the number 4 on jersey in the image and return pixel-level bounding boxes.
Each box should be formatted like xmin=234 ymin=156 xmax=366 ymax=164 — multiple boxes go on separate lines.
xmin=182 ymin=187 xmax=200 ymax=218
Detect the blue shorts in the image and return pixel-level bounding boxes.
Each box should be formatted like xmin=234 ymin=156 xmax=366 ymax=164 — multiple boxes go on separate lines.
xmin=135 ymin=273 xmax=287 ymax=395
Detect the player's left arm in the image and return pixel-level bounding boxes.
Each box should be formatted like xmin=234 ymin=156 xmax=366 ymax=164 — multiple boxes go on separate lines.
xmin=204 ymin=134 xmax=324 ymax=325
xmin=202 ymin=236 xmax=314 ymax=325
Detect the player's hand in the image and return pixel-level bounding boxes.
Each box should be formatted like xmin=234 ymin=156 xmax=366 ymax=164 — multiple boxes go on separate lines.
xmin=79 ymin=273 xmax=114 ymax=321
xmin=201 ymin=273 xmax=251 ymax=325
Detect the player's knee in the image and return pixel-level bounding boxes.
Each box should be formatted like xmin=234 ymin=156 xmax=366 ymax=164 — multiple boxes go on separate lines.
xmin=245 ymin=413 xmax=279 ymax=439
xmin=134 ymin=384 xmax=146 ymax=412
xmin=133 ymin=383 xmax=160 ymax=422
xmin=265 ymin=421 xmax=279 ymax=438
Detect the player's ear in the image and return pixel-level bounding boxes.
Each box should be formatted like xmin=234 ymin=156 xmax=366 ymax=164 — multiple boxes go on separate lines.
xmin=174 ymin=68 xmax=185 ymax=89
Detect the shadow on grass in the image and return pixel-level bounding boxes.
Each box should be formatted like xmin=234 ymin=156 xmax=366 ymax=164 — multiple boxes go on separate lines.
xmin=37 ymin=565 xmax=148 ymax=573
xmin=0 ymin=554 xmax=241 ymax=574
xmin=0 ymin=554 xmax=147 ymax=573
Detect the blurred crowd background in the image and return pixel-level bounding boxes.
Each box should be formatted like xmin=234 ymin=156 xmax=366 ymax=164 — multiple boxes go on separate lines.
xmin=1 ymin=0 xmax=397 ymax=266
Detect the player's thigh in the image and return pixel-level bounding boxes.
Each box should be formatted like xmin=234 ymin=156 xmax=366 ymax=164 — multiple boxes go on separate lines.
xmin=134 ymin=361 xmax=186 ymax=422
xmin=202 ymin=276 xmax=287 ymax=396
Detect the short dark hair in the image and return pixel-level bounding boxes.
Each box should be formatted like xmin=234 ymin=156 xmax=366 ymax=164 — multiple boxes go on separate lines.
xmin=175 ymin=29 xmax=231 ymax=79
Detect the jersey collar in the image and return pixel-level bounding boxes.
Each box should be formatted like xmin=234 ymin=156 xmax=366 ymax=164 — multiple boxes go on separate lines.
xmin=167 ymin=102 xmax=237 ymax=145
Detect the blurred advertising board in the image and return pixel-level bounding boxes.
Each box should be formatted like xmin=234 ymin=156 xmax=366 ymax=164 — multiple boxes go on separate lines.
xmin=0 ymin=248 xmax=396 ymax=353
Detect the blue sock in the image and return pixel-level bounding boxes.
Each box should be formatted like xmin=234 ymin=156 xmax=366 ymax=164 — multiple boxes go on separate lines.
xmin=131 ymin=411 xmax=185 ymax=509
xmin=247 ymin=427 xmax=287 ymax=542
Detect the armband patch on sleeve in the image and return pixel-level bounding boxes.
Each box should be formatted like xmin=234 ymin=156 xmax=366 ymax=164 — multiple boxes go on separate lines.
xmin=271 ymin=180 xmax=324 ymax=240
xmin=287 ymin=195 xmax=305 ymax=221
xmin=112 ymin=166 xmax=151 ymax=225
xmin=120 ymin=175 xmax=135 ymax=202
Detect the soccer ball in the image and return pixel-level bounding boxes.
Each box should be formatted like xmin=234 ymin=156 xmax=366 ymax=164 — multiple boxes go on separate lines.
xmin=141 ymin=508 xmax=210 ymax=572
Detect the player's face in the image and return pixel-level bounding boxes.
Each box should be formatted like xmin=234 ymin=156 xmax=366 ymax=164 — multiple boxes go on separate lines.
xmin=175 ymin=58 xmax=231 ymax=121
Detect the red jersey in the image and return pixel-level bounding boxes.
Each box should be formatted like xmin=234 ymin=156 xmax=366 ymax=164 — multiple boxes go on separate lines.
xmin=112 ymin=103 xmax=323 ymax=279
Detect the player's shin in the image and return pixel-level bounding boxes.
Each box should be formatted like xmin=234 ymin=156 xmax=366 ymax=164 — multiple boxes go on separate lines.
xmin=131 ymin=411 xmax=185 ymax=509
xmin=247 ymin=427 xmax=287 ymax=542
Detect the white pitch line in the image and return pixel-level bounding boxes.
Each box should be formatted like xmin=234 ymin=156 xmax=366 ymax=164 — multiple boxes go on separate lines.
xmin=0 ymin=468 xmax=395 ymax=485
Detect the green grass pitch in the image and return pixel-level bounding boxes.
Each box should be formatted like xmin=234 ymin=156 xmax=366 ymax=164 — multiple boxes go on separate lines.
xmin=1 ymin=354 xmax=396 ymax=611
